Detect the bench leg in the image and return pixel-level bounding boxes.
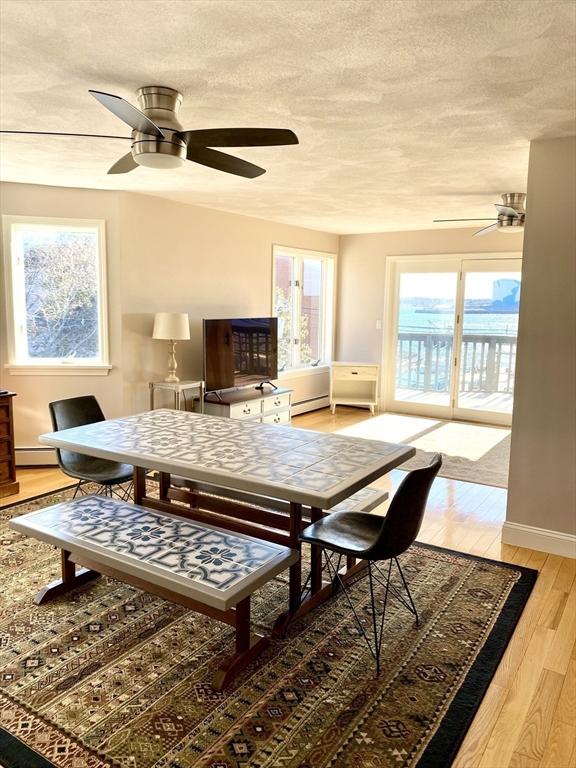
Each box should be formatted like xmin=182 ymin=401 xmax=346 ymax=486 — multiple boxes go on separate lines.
xmin=34 ymin=550 xmax=101 ymax=605
xmin=212 ymin=596 xmax=269 ymax=691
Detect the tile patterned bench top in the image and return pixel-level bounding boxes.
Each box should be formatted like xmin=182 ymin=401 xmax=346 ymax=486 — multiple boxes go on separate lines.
xmin=39 ymin=409 xmax=414 ymax=508
xmin=329 ymin=485 xmax=388 ymax=514
xmin=9 ymin=495 xmax=298 ymax=611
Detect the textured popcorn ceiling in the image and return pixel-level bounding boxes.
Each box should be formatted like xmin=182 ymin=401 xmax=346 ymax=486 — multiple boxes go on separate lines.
xmin=0 ymin=0 xmax=574 ymax=234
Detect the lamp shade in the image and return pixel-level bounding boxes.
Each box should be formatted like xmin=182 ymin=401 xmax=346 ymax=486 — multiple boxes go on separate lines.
xmin=152 ymin=312 xmax=190 ymax=341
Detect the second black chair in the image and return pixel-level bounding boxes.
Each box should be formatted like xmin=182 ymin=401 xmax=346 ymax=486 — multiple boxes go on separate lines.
xmin=300 ymin=453 xmax=442 ymax=674
xmin=49 ymin=395 xmax=134 ymax=500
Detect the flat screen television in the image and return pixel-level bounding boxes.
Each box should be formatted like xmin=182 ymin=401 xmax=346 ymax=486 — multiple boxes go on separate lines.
xmin=203 ymin=317 xmax=278 ymax=392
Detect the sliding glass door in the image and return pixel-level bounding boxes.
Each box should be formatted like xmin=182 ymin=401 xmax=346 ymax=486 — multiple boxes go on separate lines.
xmin=454 ymin=260 xmax=521 ymax=421
xmin=386 ymin=256 xmax=522 ymax=425
xmin=392 ymin=263 xmax=459 ymax=410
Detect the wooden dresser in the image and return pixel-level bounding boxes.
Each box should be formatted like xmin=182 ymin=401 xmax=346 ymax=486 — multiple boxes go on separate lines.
xmin=0 ymin=392 xmax=19 ymax=498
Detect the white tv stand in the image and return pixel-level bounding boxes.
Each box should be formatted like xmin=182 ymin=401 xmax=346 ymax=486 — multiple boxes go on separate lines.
xmin=204 ymin=386 xmax=292 ymax=425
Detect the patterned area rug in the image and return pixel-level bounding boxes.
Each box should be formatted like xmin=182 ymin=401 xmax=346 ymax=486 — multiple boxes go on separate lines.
xmin=0 ymin=489 xmax=536 ymax=768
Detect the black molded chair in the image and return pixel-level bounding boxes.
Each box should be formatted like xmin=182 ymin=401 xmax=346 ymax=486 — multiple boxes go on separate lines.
xmin=299 ymin=453 xmax=442 ymax=674
xmin=49 ymin=396 xmax=134 ymax=500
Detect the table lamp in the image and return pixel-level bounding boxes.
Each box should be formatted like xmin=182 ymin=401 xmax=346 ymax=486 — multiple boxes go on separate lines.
xmin=152 ymin=312 xmax=190 ymax=382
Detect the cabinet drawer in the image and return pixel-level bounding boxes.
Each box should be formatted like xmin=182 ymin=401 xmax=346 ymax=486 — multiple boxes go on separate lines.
xmin=0 ymin=421 xmax=10 ymax=438
xmin=229 ymin=400 xmax=263 ymax=419
xmin=0 ymin=439 xmax=11 ymax=459
xmin=262 ymin=410 xmax=291 ymax=425
xmin=0 ymin=403 xmax=10 ymax=420
xmin=262 ymin=392 xmax=291 ymax=414
xmin=0 ymin=460 xmax=14 ymax=483
xmin=332 ymin=366 xmax=378 ymax=381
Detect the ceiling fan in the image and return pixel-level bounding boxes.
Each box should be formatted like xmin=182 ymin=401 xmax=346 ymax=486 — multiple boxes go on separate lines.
xmin=0 ymin=86 xmax=298 ymax=178
xmin=434 ymin=193 xmax=526 ymax=237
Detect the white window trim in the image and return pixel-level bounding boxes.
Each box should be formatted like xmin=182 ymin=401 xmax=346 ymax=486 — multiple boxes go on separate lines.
xmin=2 ymin=215 xmax=111 ymax=376
xmin=272 ymin=244 xmax=336 ymax=374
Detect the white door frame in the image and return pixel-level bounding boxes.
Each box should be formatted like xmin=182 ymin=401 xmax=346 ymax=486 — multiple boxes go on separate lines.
xmin=382 ymin=252 xmax=522 ymax=426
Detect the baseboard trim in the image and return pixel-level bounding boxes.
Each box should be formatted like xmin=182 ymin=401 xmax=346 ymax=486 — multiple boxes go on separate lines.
xmin=291 ymin=396 xmax=330 ymax=416
xmin=502 ymin=521 xmax=576 ymax=559
xmin=16 ymin=447 xmax=57 ymax=467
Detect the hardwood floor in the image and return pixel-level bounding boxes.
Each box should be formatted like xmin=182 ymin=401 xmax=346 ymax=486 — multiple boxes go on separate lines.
xmin=3 ymin=409 xmax=575 ymax=767
xmin=0 ymin=466 xmax=72 ymax=507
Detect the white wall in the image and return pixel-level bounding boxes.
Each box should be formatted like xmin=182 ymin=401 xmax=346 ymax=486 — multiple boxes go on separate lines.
xmin=0 ymin=182 xmax=337 ymax=456
xmin=336 ymin=227 xmax=523 ymax=363
xmin=505 ymin=136 xmax=576 ymax=550
xmin=117 ymin=192 xmax=337 ymax=413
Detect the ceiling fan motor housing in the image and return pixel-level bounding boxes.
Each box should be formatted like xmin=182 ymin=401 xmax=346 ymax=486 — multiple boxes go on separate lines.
xmin=132 ymin=86 xmax=186 ymax=168
xmin=498 ymin=192 xmax=526 ymax=232
xmin=501 ymin=192 xmax=526 ymax=212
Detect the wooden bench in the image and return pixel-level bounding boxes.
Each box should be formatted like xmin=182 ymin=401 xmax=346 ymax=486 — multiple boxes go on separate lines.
xmin=9 ymin=494 xmax=298 ymax=690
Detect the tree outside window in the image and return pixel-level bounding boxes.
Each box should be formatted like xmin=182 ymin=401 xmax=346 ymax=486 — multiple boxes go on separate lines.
xmin=273 ymin=246 xmax=335 ymax=371
xmin=4 ymin=217 xmax=108 ymax=367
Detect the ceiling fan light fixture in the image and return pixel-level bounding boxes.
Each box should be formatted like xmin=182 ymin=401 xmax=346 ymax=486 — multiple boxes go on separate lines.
xmin=134 ymin=152 xmax=186 ymax=169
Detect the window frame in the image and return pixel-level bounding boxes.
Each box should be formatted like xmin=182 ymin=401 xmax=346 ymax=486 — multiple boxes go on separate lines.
xmin=2 ymin=215 xmax=111 ymax=375
xmin=272 ymin=244 xmax=336 ymax=373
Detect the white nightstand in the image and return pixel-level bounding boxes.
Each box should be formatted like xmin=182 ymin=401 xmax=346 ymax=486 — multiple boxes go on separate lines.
xmin=149 ymin=380 xmax=205 ymax=412
xmin=330 ymin=363 xmax=380 ymax=415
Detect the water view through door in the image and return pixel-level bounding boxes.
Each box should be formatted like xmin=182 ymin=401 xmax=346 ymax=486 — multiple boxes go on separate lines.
xmin=456 ymin=262 xmax=520 ymax=418
xmin=389 ymin=257 xmax=522 ymax=424
xmin=394 ymin=269 xmax=458 ymax=408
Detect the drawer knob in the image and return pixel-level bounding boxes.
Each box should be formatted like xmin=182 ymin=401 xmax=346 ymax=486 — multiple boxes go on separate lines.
xmin=243 ymin=407 xmax=251 ymax=414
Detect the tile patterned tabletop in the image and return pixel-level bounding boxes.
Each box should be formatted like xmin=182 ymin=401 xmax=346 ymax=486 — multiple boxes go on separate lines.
xmin=39 ymin=409 xmax=415 ymax=508
xmin=10 ymin=495 xmax=298 ymax=611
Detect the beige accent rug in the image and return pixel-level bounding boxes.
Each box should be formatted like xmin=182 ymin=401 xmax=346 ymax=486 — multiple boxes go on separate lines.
xmin=337 ymin=413 xmax=511 ymax=488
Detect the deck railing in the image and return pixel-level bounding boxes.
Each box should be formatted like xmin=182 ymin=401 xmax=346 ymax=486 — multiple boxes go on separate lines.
xmin=396 ymin=331 xmax=517 ymax=393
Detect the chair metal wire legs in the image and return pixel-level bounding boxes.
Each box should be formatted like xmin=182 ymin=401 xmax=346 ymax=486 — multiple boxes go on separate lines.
xmin=321 ymin=552 xmax=419 ymax=676
xmin=72 ymin=480 xmax=134 ymax=501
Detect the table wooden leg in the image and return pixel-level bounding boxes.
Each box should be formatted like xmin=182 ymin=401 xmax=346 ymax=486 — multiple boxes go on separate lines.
xmin=212 ymin=596 xmax=269 ymax=691
xmin=159 ymin=472 xmax=170 ymax=501
xmin=134 ymin=466 xmax=147 ymax=504
xmin=34 ymin=549 xmax=100 ymax=605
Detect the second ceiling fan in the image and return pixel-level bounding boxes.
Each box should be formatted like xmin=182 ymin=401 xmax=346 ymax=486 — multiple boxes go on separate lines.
xmin=434 ymin=193 xmax=526 ymax=236
xmin=1 ymin=85 xmax=299 ymax=178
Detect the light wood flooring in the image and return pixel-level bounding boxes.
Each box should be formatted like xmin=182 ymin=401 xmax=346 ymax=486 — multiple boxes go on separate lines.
xmin=2 ymin=407 xmax=574 ymax=768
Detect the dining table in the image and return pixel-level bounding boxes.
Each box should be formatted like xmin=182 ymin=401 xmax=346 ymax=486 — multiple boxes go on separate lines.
xmin=39 ymin=408 xmax=415 ymax=661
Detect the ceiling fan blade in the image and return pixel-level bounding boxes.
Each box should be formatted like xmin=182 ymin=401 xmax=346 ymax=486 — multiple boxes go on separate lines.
xmin=495 ymin=204 xmax=523 ymax=218
xmin=434 ymin=218 xmax=498 ymax=222
xmin=107 ymin=152 xmax=138 ymax=174
xmin=0 ymin=130 xmax=131 ymax=140
xmin=186 ymin=146 xmax=265 ymax=178
xmin=89 ymin=90 xmax=165 ymax=138
xmin=473 ymin=223 xmax=499 ymax=237
xmin=178 ymin=128 xmax=298 ymax=147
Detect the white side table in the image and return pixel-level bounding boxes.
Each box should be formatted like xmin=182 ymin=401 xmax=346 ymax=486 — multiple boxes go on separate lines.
xmin=330 ymin=363 xmax=380 ymax=415
xmin=149 ymin=380 xmax=205 ymax=412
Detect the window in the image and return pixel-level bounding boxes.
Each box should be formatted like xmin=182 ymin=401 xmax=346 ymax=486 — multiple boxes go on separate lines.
xmin=2 ymin=216 xmax=110 ymax=372
xmin=273 ymin=245 xmax=335 ymax=371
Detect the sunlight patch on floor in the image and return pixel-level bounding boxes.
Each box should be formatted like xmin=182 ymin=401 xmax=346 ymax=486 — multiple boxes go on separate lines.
xmin=337 ymin=412 xmax=510 ymax=462
xmin=337 ymin=413 xmax=442 ymax=443
xmin=411 ymin=422 xmax=510 ymax=461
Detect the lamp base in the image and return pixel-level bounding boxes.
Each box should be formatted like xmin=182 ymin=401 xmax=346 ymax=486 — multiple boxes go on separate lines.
xmin=165 ymin=340 xmax=180 ymax=383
